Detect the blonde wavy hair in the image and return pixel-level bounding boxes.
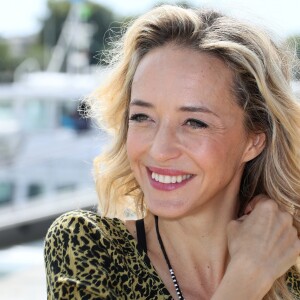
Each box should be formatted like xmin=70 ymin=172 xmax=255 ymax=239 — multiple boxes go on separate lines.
xmin=87 ymin=5 xmax=300 ymax=299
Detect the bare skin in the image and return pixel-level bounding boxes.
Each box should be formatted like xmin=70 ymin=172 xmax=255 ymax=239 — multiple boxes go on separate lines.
xmin=125 ymin=196 xmax=300 ymax=299
xmin=125 ymin=45 xmax=300 ymax=299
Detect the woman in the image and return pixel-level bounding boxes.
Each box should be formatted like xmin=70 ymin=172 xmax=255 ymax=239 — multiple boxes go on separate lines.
xmin=45 ymin=5 xmax=300 ymax=300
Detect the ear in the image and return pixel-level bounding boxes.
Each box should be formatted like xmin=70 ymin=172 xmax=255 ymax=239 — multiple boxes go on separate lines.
xmin=242 ymin=132 xmax=266 ymax=163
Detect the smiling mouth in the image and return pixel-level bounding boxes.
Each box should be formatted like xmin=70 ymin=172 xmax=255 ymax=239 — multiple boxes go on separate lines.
xmin=151 ymin=171 xmax=193 ymax=184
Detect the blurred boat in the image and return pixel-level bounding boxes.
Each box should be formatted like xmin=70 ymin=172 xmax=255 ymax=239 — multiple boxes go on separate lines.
xmin=0 ymin=70 xmax=110 ymax=248
xmin=0 ymin=0 xmax=111 ymax=248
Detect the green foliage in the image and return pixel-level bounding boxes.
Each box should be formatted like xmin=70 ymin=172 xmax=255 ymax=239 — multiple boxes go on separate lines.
xmin=39 ymin=0 xmax=116 ymax=65
xmin=48 ymin=0 xmax=70 ymax=14
xmin=0 ymin=41 xmax=23 ymax=81
xmin=39 ymin=0 xmax=71 ymax=47
xmin=286 ymin=36 xmax=300 ymax=58
xmin=285 ymin=35 xmax=300 ymax=80
xmin=26 ymin=43 xmax=50 ymax=70
xmin=85 ymin=2 xmax=115 ymax=64
xmin=0 ymin=0 xmax=126 ymax=81
xmin=153 ymin=1 xmax=192 ymax=9
xmin=0 ymin=41 xmax=10 ymax=68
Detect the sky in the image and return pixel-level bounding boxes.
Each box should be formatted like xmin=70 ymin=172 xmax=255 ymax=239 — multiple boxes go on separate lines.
xmin=0 ymin=0 xmax=300 ymax=38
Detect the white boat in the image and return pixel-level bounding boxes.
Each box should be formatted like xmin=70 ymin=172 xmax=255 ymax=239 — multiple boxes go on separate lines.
xmin=0 ymin=0 xmax=112 ymax=248
xmin=0 ymin=70 xmax=111 ymax=247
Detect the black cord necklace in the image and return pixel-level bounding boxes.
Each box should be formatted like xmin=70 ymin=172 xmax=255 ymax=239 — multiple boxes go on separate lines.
xmin=154 ymin=215 xmax=185 ymax=300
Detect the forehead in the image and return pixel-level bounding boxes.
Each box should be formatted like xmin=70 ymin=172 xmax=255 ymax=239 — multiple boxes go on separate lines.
xmin=131 ymin=45 xmax=238 ymax=113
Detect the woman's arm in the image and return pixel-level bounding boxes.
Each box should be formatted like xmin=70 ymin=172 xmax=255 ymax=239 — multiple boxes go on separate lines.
xmin=212 ymin=195 xmax=300 ymax=300
xmin=44 ymin=211 xmax=116 ymax=300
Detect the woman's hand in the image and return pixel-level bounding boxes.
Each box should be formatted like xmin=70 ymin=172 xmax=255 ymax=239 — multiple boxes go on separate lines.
xmin=227 ymin=195 xmax=300 ymax=284
xmin=212 ymin=195 xmax=300 ymax=300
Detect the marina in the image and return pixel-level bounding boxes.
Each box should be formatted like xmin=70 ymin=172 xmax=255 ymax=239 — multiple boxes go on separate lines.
xmin=0 ymin=240 xmax=46 ymax=300
xmin=0 ymin=70 xmax=109 ymax=248
xmin=0 ymin=1 xmax=299 ymax=299
xmin=0 ymin=0 xmax=111 ymax=248
xmin=0 ymin=3 xmax=109 ymax=297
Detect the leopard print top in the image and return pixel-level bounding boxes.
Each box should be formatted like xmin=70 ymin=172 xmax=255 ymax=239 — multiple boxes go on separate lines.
xmin=45 ymin=210 xmax=300 ymax=299
xmin=45 ymin=210 xmax=171 ymax=299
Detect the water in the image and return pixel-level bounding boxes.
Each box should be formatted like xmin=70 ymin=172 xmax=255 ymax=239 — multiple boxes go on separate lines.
xmin=0 ymin=240 xmax=46 ymax=300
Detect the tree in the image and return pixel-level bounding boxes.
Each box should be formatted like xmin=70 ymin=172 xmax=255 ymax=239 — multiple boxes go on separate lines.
xmin=285 ymin=35 xmax=300 ymax=80
xmin=0 ymin=41 xmax=11 ymax=71
xmin=0 ymin=40 xmax=24 ymax=82
xmin=153 ymin=1 xmax=192 ymax=9
xmin=39 ymin=0 xmax=117 ymax=66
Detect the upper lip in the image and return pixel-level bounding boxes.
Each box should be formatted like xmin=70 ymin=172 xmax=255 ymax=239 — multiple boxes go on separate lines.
xmin=148 ymin=166 xmax=193 ymax=176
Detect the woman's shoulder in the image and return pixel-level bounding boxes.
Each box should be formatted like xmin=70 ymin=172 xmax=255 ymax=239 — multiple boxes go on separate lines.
xmin=47 ymin=209 xmax=125 ymax=232
xmin=45 ymin=209 xmax=131 ymax=251
xmin=286 ymin=267 xmax=300 ymax=298
xmin=45 ymin=210 xmax=171 ymax=299
xmin=44 ymin=210 xmax=149 ymax=299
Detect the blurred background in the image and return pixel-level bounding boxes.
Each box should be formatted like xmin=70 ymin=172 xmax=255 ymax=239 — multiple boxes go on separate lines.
xmin=0 ymin=0 xmax=299 ymax=299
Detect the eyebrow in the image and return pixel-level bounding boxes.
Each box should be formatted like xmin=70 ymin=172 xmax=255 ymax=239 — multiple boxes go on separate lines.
xmin=130 ymin=99 xmax=219 ymax=118
xmin=130 ymin=99 xmax=154 ymax=108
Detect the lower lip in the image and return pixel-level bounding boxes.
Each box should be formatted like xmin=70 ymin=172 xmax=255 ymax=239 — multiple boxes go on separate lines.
xmin=147 ymin=169 xmax=194 ymax=191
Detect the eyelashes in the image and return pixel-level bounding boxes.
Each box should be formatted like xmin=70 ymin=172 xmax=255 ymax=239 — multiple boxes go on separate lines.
xmin=184 ymin=118 xmax=208 ymax=129
xmin=129 ymin=114 xmax=209 ymax=129
xmin=129 ymin=113 xmax=150 ymax=122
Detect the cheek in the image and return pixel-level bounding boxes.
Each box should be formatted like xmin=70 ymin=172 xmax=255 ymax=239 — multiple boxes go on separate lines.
xmin=126 ymin=132 xmax=136 ymax=164
xmin=181 ymin=134 xmax=223 ymax=158
xmin=184 ymin=134 xmax=243 ymax=169
xmin=205 ymin=134 xmax=248 ymax=173
xmin=126 ymin=129 xmax=148 ymax=164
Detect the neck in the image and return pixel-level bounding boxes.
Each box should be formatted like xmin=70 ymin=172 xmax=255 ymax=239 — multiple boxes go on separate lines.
xmin=150 ymin=208 xmax=232 ymax=269
xmin=147 ymin=190 xmax=238 ymax=249
xmin=145 ymin=195 xmax=239 ymax=298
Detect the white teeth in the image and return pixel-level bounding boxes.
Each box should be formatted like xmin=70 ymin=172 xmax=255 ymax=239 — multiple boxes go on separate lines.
xmin=151 ymin=172 xmax=192 ymax=184
xmin=164 ymin=176 xmax=171 ymax=184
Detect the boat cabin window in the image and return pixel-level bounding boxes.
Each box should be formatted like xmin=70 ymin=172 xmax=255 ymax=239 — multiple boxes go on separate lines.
xmin=0 ymin=101 xmax=13 ymax=120
xmin=25 ymin=100 xmax=50 ymax=130
xmin=27 ymin=183 xmax=44 ymax=199
xmin=0 ymin=182 xmax=14 ymax=205
xmin=59 ymin=102 xmax=90 ymax=131
xmin=56 ymin=183 xmax=77 ymax=192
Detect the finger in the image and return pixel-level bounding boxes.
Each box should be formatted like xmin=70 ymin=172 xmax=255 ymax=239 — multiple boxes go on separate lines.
xmin=244 ymin=203 xmax=253 ymax=215
xmin=250 ymin=194 xmax=270 ymax=207
xmin=236 ymin=214 xmax=248 ymax=222
xmin=243 ymin=194 xmax=268 ymax=215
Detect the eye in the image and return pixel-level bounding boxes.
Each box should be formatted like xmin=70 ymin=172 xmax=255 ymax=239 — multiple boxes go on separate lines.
xmin=184 ymin=118 xmax=208 ymax=129
xmin=129 ymin=113 xmax=151 ymax=122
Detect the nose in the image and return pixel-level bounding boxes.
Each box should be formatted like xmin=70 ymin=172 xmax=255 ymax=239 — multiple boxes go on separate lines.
xmin=149 ymin=125 xmax=181 ymax=162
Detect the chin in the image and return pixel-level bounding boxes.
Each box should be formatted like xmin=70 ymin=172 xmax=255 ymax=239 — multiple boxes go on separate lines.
xmin=146 ymin=200 xmax=190 ymax=220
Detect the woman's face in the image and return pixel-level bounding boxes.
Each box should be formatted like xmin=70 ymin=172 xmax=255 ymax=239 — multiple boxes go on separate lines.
xmin=126 ymin=45 xmax=262 ymax=219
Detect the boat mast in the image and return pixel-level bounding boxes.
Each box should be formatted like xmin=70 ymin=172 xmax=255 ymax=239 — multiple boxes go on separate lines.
xmin=47 ymin=0 xmax=93 ymax=73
